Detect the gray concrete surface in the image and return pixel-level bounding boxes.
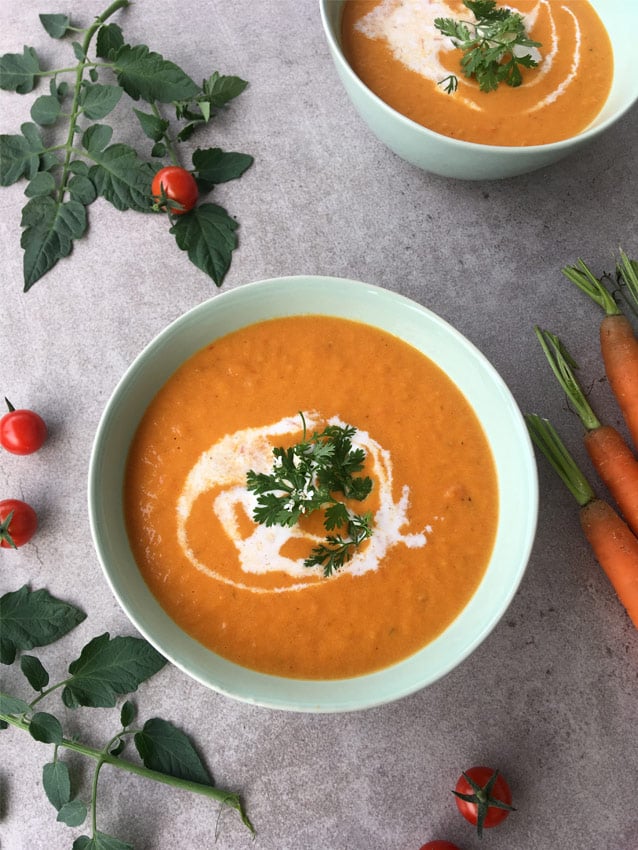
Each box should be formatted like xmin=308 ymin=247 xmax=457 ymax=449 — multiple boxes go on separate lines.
xmin=1 ymin=2 xmax=637 ymax=849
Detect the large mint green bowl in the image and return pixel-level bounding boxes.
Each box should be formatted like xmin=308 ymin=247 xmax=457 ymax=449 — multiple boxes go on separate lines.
xmin=320 ymin=0 xmax=638 ymax=180
xmin=88 ymin=277 xmax=538 ymax=712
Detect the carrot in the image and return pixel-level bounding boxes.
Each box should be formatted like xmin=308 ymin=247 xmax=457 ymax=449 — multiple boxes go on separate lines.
xmin=526 ymin=414 xmax=638 ymax=629
xmin=562 ymin=256 xmax=638 ymax=449
xmin=535 ymin=327 xmax=638 ymax=537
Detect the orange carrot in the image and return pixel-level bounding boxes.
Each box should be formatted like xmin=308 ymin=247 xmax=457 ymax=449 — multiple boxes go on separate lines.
xmin=562 ymin=256 xmax=638 ymax=450
xmin=535 ymin=327 xmax=638 ymax=537
xmin=526 ymin=414 xmax=638 ymax=629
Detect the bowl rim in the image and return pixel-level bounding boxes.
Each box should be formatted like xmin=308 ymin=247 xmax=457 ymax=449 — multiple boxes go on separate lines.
xmin=319 ymin=0 xmax=638 ymax=154
xmin=88 ymin=275 xmax=539 ymax=712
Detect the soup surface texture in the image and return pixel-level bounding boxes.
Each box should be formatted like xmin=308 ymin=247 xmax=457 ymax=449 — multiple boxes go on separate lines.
xmin=125 ymin=315 xmax=498 ymax=679
xmin=341 ymin=0 xmax=613 ymax=146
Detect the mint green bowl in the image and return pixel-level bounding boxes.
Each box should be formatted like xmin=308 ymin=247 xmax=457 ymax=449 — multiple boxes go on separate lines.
xmin=320 ymin=0 xmax=638 ymax=180
xmin=88 ymin=277 xmax=538 ymax=712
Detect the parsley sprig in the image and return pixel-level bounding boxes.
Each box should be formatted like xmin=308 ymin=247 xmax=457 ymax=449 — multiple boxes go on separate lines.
xmin=0 ymin=1 xmax=253 ymax=290
xmin=435 ymin=0 xmax=541 ymax=93
xmin=246 ymin=415 xmax=374 ymax=576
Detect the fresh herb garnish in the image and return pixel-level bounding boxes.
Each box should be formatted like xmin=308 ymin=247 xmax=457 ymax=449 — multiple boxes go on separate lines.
xmin=0 ymin=1 xmax=253 ymax=290
xmin=0 ymin=585 xmax=253 ymax=845
xmin=434 ymin=0 xmax=541 ymax=93
xmin=246 ymin=414 xmax=374 ymax=576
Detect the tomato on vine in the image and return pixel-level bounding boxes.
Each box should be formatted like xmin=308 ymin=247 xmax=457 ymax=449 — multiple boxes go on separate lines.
xmin=151 ymin=166 xmax=199 ymax=215
xmin=453 ymin=766 xmax=515 ymax=838
xmin=419 ymin=842 xmax=463 ymax=850
xmin=0 ymin=499 xmax=38 ymax=548
xmin=0 ymin=398 xmax=47 ymax=455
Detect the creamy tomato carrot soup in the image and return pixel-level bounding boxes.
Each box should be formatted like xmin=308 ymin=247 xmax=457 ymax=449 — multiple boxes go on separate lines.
xmin=125 ymin=316 xmax=498 ymax=679
xmin=341 ymin=0 xmax=613 ymax=146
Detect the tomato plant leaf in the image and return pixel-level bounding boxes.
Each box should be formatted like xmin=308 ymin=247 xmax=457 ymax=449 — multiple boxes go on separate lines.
xmin=202 ymin=71 xmax=248 ymax=106
xmin=0 ymin=690 xmax=32 ymax=715
xmin=0 ymin=46 xmax=41 ymax=93
xmin=96 ymin=23 xmax=124 ymax=59
xmin=61 ymin=633 xmax=167 ymax=709
xmin=68 ymin=174 xmax=98 ymax=205
xmin=30 ymin=94 xmax=62 ymax=126
xmin=0 ymin=586 xmax=86 ymax=664
xmin=169 ymin=202 xmax=238 ymax=286
xmin=81 ymin=123 xmax=113 ymax=153
xmin=192 ymin=147 xmax=253 ymax=186
xmin=73 ymin=832 xmax=134 ymax=850
xmin=21 ymin=654 xmax=50 ymax=690
xmin=120 ymin=699 xmax=136 ymax=727
xmin=39 ymin=14 xmax=72 ymax=39
xmin=57 ymin=799 xmax=88 ymax=827
xmin=133 ymin=108 xmax=169 ymax=142
xmin=25 ymin=171 xmax=56 ymax=198
xmin=0 ymin=123 xmax=44 ymax=186
xmin=30 ymin=711 xmax=64 ymax=744
xmin=113 ymin=44 xmax=199 ymax=103
xmin=21 ymin=196 xmax=88 ymax=290
xmin=88 ymin=143 xmax=155 ymax=211
xmin=134 ymin=717 xmax=211 ymax=785
xmin=80 ymin=83 xmax=123 ymax=120
xmin=42 ymin=760 xmax=72 ymax=810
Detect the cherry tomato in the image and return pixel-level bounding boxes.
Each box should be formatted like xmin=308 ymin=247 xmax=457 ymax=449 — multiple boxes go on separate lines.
xmin=151 ymin=166 xmax=198 ymax=215
xmin=453 ymin=766 xmax=514 ymax=838
xmin=0 ymin=398 xmax=47 ymax=455
xmin=419 ymin=842 xmax=463 ymax=850
xmin=0 ymin=499 xmax=38 ymax=548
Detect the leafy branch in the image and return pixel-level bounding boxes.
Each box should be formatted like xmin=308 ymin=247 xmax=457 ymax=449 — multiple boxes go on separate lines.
xmin=246 ymin=414 xmax=374 ymax=576
xmin=0 ymin=1 xmax=253 ymax=290
xmin=0 ymin=585 xmax=253 ymax=847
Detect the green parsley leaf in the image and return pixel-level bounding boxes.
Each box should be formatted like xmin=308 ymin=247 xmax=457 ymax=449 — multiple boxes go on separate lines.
xmin=435 ymin=0 xmax=541 ymax=93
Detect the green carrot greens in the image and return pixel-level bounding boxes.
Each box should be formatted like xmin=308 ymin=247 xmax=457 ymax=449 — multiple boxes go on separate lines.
xmin=435 ymin=0 xmax=541 ymax=93
xmin=0 ymin=1 xmax=253 ymax=290
xmin=246 ymin=414 xmax=374 ymax=576
xmin=0 ymin=585 xmax=253 ymax=846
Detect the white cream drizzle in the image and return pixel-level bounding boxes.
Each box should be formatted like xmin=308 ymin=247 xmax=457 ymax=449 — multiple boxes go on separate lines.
xmin=354 ymin=0 xmax=582 ymax=114
xmin=176 ymin=413 xmax=430 ymax=594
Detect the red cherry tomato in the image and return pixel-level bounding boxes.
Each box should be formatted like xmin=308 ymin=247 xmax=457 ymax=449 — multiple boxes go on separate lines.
xmin=453 ymin=766 xmax=514 ymax=838
xmin=0 ymin=499 xmax=38 ymax=548
xmin=419 ymin=842 xmax=463 ymax=850
xmin=151 ymin=166 xmax=198 ymax=215
xmin=0 ymin=398 xmax=47 ymax=455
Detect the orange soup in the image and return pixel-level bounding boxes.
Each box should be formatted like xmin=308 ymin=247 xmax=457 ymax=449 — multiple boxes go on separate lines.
xmin=341 ymin=0 xmax=613 ymax=146
xmin=125 ymin=316 xmax=498 ymax=679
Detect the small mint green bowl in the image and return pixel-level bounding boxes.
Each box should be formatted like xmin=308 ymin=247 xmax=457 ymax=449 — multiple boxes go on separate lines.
xmin=88 ymin=277 xmax=538 ymax=712
xmin=320 ymin=0 xmax=638 ymax=180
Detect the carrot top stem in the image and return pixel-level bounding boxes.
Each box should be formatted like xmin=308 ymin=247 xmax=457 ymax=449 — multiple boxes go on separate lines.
xmin=561 ymin=259 xmax=621 ymax=317
xmin=525 ymin=414 xmax=595 ymax=507
xmin=617 ymin=249 xmax=638 ymax=310
xmin=534 ymin=326 xmax=601 ymax=432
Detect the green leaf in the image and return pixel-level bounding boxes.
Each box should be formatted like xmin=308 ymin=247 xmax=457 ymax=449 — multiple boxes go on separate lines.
xmin=151 ymin=142 xmax=166 ymax=158
xmin=68 ymin=174 xmax=97 ymax=204
xmin=80 ymin=83 xmax=123 ymax=120
xmin=120 ymin=699 xmax=136 ymax=727
xmin=169 ymin=202 xmax=238 ymax=286
xmin=0 ymin=586 xmax=86 ymax=664
xmin=69 ymin=159 xmax=89 ymax=175
xmin=39 ymin=13 xmax=71 ymax=39
xmin=88 ymin=143 xmax=155 ymax=211
xmin=192 ymin=147 xmax=253 ymax=186
xmin=113 ymin=44 xmax=199 ymax=103
xmin=0 ymin=46 xmax=41 ymax=93
xmin=30 ymin=711 xmax=64 ymax=744
xmin=25 ymin=171 xmax=56 ymax=198
xmin=57 ymin=799 xmax=88 ymax=827
xmin=42 ymin=760 xmax=71 ymax=810
xmin=96 ymin=23 xmax=124 ymax=60
xmin=0 ymin=691 xmax=31 ymax=715
xmin=21 ymin=196 xmax=88 ymax=290
xmin=134 ymin=718 xmax=211 ymax=785
xmin=30 ymin=94 xmax=62 ymax=126
xmin=0 ymin=123 xmax=44 ymax=186
xmin=202 ymin=71 xmax=248 ymax=107
xmin=133 ymin=108 xmax=168 ymax=142
xmin=82 ymin=123 xmax=113 ymax=153
xmin=21 ymin=654 xmax=50 ymax=690
xmin=73 ymin=833 xmax=133 ymax=850
xmin=72 ymin=42 xmax=86 ymax=62
xmin=61 ymin=633 xmax=167 ymax=709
